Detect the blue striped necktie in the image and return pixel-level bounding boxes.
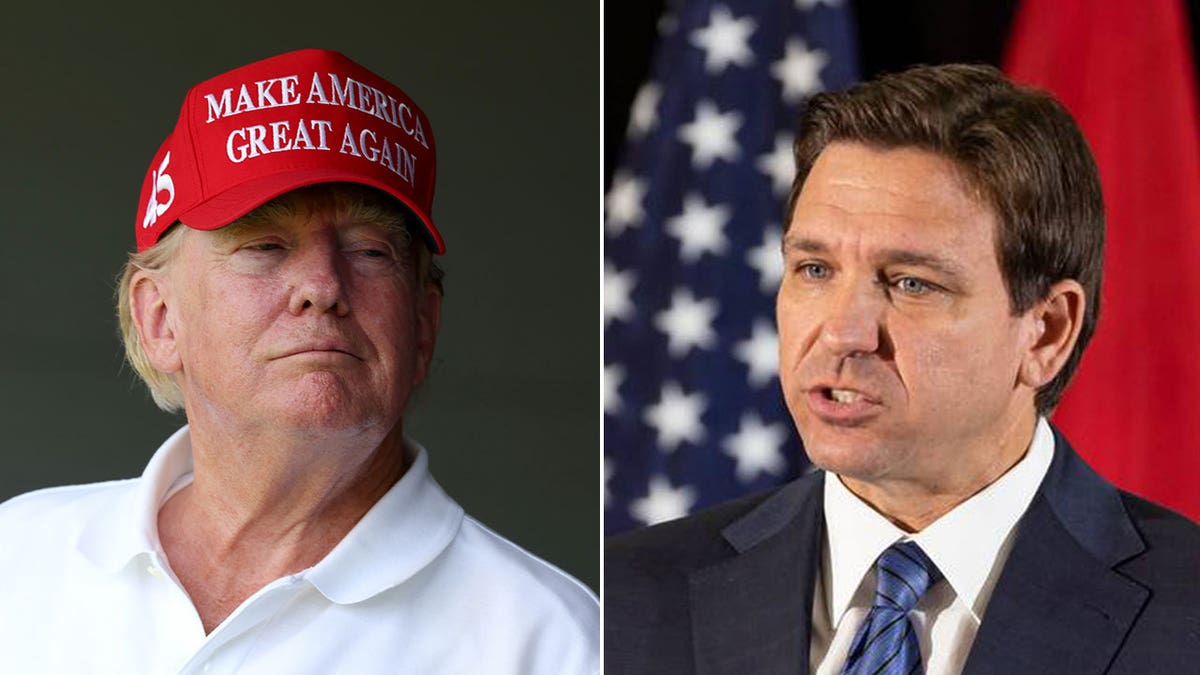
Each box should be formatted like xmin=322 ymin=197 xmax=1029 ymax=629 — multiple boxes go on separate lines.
xmin=839 ymin=541 xmax=943 ymax=675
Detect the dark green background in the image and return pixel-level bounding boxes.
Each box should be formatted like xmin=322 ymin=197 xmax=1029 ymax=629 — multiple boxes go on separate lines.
xmin=0 ymin=3 xmax=598 ymax=590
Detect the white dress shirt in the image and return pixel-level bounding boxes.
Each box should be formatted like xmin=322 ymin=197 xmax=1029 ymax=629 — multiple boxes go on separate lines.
xmin=810 ymin=418 xmax=1055 ymax=675
xmin=0 ymin=427 xmax=598 ymax=674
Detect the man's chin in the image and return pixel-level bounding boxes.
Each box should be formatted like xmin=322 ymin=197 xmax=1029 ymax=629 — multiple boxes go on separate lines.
xmin=799 ymin=429 xmax=899 ymax=481
xmin=264 ymin=392 xmax=382 ymax=438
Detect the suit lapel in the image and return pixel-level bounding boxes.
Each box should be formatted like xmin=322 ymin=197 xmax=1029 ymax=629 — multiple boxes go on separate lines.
xmin=963 ymin=428 xmax=1150 ymax=675
xmin=689 ymin=472 xmax=824 ymax=675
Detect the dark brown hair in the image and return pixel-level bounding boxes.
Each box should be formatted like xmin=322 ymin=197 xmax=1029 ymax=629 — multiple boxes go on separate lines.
xmin=787 ymin=63 xmax=1104 ymax=414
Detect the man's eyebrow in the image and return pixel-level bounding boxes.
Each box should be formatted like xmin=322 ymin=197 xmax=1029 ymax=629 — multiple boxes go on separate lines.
xmin=876 ymin=248 xmax=968 ymax=280
xmin=781 ymin=236 xmax=828 ymax=254
xmin=208 ymin=218 xmax=268 ymax=242
xmin=782 ymin=236 xmax=968 ymax=280
xmin=212 ymin=221 xmax=246 ymax=238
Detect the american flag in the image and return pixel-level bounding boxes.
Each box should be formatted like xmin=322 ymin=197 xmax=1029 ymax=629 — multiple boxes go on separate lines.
xmin=604 ymin=0 xmax=859 ymax=534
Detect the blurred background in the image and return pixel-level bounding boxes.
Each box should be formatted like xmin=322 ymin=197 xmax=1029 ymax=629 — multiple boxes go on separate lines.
xmin=605 ymin=0 xmax=1200 ymax=533
xmin=0 ymin=2 xmax=598 ymax=589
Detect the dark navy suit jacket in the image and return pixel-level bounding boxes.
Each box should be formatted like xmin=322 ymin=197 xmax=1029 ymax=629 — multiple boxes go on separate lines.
xmin=605 ymin=427 xmax=1200 ymax=674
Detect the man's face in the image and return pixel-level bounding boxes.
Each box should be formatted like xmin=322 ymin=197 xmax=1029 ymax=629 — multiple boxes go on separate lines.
xmin=162 ymin=200 xmax=439 ymax=438
xmin=777 ymin=142 xmax=1037 ymax=494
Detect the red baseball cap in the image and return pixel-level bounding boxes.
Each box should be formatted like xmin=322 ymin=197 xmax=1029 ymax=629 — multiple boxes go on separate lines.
xmin=134 ymin=48 xmax=443 ymax=254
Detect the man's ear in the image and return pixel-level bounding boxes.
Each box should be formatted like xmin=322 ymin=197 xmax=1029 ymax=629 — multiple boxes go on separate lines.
xmin=130 ymin=269 xmax=183 ymax=374
xmin=1018 ymin=279 xmax=1086 ymax=388
xmin=411 ymin=280 xmax=442 ymax=389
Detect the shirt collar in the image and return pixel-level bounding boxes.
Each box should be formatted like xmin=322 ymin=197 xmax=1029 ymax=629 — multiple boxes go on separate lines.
xmin=77 ymin=427 xmax=466 ymax=605
xmin=303 ymin=438 xmax=464 ymax=604
xmin=822 ymin=417 xmax=1055 ymax=625
xmin=77 ymin=425 xmax=194 ymax=572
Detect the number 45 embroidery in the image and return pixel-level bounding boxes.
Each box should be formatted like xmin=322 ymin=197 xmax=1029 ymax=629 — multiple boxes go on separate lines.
xmin=142 ymin=152 xmax=175 ymax=229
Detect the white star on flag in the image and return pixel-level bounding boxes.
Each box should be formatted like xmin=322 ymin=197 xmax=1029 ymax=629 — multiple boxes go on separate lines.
xmin=630 ymin=475 xmax=699 ymax=526
xmin=666 ymin=193 xmax=731 ymax=262
xmin=643 ymin=381 xmax=708 ymax=451
xmin=604 ymin=362 xmax=626 ymax=416
xmin=723 ymin=413 xmax=789 ymax=483
xmin=604 ymin=261 xmax=637 ymax=326
xmin=734 ymin=319 xmax=779 ymax=388
xmin=678 ymin=100 xmax=743 ymax=169
xmin=689 ymin=5 xmax=757 ymax=74
xmin=655 ymin=288 xmax=719 ymax=358
xmin=604 ymin=0 xmax=858 ymax=534
xmin=771 ymin=38 xmax=829 ymax=104
xmin=628 ymin=82 xmax=662 ymax=139
xmin=746 ymin=225 xmax=785 ymax=293
xmin=605 ymin=171 xmax=648 ymax=235
xmin=756 ymin=132 xmax=796 ymax=196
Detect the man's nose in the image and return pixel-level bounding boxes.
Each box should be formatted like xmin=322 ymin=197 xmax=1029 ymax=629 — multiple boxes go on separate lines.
xmin=287 ymin=243 xmax=350 ymax=317
xmin=819 ymin=280 xmax=883 ymax=358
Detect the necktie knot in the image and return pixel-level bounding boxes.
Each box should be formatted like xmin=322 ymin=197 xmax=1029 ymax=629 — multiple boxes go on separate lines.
xmin=872 ymin=541 xmax=942 ymax=613
xmin=840 ymin=541 xmax=942 ymax=675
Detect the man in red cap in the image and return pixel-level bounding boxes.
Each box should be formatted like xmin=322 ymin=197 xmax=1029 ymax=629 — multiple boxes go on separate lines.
xmin=0 ymin=49 xmax=597 ymax=674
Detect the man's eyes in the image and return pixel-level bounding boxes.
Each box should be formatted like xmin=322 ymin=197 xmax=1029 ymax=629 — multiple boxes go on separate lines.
xmin=795 ymin=262 xmax=830 ymax=280
xmin=890 ymin=276 xmax=937 ymax=296
xmin=236 ymin=242 xmax=395 ymax=258
xmin=789 ymin=262 xmax=943 ymax=298
xmin=349 ymin=242 xmax=399 ymax=260
xmin=354 ymin=248 xmax=394 ymax=260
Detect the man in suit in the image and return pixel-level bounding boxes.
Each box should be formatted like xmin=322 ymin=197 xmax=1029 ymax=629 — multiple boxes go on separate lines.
xmin=606 ymin=63 xmax=1200 ymax=674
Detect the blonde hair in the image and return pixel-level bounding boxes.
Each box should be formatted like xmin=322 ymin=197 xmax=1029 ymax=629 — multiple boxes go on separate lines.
xmin=116 ymin=184 xmax=443 ymax=412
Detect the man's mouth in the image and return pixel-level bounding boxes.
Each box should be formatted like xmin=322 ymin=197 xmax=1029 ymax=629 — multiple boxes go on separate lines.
xmin=274 ymin=344 xmax=362 ymax=361
xmin=803 ymin=385 xmax=883 ymax=424
xmin=826 ymin=388 xmax=864 ymax=404
xmin=817 ymin=386 xmax=878 ymax=404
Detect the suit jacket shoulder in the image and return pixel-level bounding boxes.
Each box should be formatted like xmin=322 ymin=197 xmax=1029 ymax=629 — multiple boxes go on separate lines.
xmin=606 ymin=472 xmax=826 ymax=675
xmin=963 ymin=427 xmax=1200 ymax=675
xmin=1118 ymin=489 xmax=1200 ymax=580
xmin=607 ymin=486 xmax=782 ymax=577
xmin=1107 ymin=490 xmax=1200 ymax=671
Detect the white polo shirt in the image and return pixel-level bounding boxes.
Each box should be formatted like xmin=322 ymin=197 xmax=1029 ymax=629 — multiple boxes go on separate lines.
xmin=0 ymin=427 xmax=599 ymax=674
